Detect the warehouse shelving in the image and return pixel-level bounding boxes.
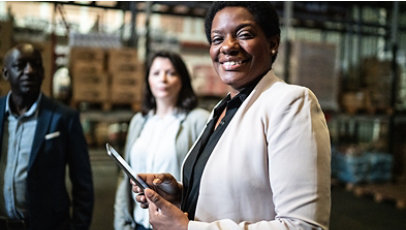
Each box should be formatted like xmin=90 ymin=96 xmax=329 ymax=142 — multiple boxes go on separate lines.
xmin=2 ymin=2 xmax=405 ymax=176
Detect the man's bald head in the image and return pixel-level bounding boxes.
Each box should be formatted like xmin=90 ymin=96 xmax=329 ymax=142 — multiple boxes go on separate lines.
xmin=3 ymin=43 xmax=42 ymax=68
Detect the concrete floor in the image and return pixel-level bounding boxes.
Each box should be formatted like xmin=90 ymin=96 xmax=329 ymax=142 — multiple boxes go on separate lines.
xmin=90 ymin=159 xmax=406 ymax=230
xmin=330 ymin=185 xmax=406 ymax=230
xmin=91 ymin=159 xmax=118 ymax=230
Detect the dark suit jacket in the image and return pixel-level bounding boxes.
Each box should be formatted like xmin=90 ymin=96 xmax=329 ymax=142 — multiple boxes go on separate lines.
xmin=0 ymin=95 xmax=94 ymax=230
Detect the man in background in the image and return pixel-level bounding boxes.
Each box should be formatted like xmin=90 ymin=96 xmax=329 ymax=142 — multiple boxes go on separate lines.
xmin=0 ymin=43 xmax=94 ymax=230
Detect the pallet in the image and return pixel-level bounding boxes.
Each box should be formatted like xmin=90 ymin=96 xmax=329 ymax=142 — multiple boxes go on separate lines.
xmin=71 ymin=100 xmax=140 ymax=112
xmin=352 ymin=183 xmax=406 ymax=209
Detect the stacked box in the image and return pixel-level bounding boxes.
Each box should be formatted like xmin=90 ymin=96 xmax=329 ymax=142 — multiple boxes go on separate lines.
xmin=110 ymin=71 xmax=144 ymax=103
xmin=366 ymin=152 xmax=393 ymax=182
xmin=361 ymin=58 xmax=394 ymax=111
xmin=70 ymin=47 xmax=105 ymax=63
xmin=0 ymin=20 xmax=13 ymax=54
xmin=336 ymin=153 xmax=370 ymax=184
xmin=70 ymin=47 xmax=108 ymax=102
xmin=0 ymin=20 xmax=14 ymax=96
xmin=398 ymin=69 xmax=406 ymax=110
xmin=275 ymin=41 xmax=339 ymax=111
xmin=107 ymin=48 xmax=138 ymax=72
xmin=0 ymin=78 xmax=10 ymax=96
xmin=72 ymin=73 xmax=108 ymax=102
xmin=107 ymin=48 xmax=144 ymax=104
xmin=32 ymin=41 xmax=53 ymax=97
xmin=334 ymin=151 xmax=393 ymax=184
xmin=192 ymin=65 xmax=229 ymax=97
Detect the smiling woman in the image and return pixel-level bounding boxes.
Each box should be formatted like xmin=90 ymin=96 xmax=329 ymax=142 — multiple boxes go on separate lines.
xmin=131 ymin=2 xmax=332 ymax=230
xmin=208 ymin=6 xmax=277 ymax=92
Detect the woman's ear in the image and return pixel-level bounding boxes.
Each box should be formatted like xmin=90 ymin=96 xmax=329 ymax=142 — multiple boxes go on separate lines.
xmin=268 ymin=36 xmax=280 ymax=56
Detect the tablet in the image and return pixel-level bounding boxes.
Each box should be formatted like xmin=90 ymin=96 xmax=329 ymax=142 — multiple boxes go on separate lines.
xmin=105 ymin=143 xmax=150 ymax=190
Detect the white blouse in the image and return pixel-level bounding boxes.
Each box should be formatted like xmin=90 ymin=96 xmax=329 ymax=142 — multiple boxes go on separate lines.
xmin=129 ymin=113 xmax=181 ymax=228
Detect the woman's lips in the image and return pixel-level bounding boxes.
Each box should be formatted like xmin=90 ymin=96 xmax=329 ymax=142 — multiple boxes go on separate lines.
xmin=221 ymin=60 xmax=246 ymax=70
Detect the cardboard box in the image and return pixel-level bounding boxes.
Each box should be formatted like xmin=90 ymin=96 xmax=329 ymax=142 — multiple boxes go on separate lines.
xmin=72 ymin=73 xmax=108 ymax=102
xmin=192 ymin=65 xmax=229 ymax=96
xmin=0 ymin=78 xmax=10 ymax=96
xmin=291 ymin=41 xmax=338 ymax=111
xmin=32 ymin=41 xmax=53 ymax=97
xmin=71 ymin=61 xmax=104 ymax=76
xmin=110 ymin=88 xmax=142 ymax=103
xmin=0 ymin=20 xmax=13 ymax=54
xmin=109 ymin=62 xmax=142 ymax=73
xmin=110 ymin=81 xmax=143 ymax=103
xmin=274 ymin=41 xmax=339 ymax=111
xmin=111 ymin=72 xmax=143 ymax=86
xmin=361 ymin=58 xmax=393 ymax=110
xmin=107 ymin=48 xmax=138 ymax=72
xmin=70 ymin=47 xmax=105 ymax=62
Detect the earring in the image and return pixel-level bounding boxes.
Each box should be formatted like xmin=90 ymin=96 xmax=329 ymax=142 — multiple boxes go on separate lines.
xmin=271 ymin=50 xmax=275 ymax=54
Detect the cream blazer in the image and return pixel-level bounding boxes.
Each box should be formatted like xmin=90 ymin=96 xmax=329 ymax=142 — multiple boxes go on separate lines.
xmin=185 ymin=71 xmax=331 ymax=230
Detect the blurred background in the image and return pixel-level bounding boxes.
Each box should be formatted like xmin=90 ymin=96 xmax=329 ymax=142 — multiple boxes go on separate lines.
xmin=0 ymin=2 xmax=405 ymax=230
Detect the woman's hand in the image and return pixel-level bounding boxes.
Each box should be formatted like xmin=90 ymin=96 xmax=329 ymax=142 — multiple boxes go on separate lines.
xmin=145 ymin=188 xmax=189 ymax=230
xmin=132 ymin=173 xmax=183 ymax=209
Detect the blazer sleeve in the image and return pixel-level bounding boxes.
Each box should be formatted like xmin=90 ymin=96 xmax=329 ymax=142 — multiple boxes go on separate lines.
xmin=67 ymin=111 xmax=94 ymax=229
xmin=114 ymin=174 xmax=134 ymax=230
xmin=188 ymin=87 xmax=331 ymax=230
xmin=114 ymin=113 xmax=144 ymax=229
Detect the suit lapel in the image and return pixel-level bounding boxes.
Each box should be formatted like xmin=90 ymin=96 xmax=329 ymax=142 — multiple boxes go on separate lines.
xmin=28 ymin=96 xmax=54 ymax=169
xmin=0 ymin=97 xmax=6 ymax=155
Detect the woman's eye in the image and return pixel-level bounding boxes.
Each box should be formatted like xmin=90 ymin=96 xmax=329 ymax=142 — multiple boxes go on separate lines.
xmin=211 ymin=36 xmax=223 ymax=45
xmin=238 ymin=32 xmax=253 ymax=39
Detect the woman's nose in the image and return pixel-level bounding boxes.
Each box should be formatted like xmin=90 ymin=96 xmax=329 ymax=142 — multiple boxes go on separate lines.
xmin=159 ymin=72 xmax=168 ymax=82
xmin=221 ymin=35 xmax=239 ymax=54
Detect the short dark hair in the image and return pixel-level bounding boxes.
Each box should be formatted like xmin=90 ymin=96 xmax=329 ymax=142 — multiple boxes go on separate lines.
xmin=204 ymin=1 xmax=281 ymax=63
xmin=141 ymin=50 xmax=198 ymax=115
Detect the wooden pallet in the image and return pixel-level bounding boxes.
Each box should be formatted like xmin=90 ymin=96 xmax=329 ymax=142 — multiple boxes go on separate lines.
xmin=71 ymin=100 xmax=140 ymax=112
xmin=352 ymin=183 xmax=406 ymax=209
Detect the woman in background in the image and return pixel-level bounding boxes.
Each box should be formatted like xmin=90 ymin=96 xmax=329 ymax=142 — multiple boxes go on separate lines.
xmin=114 ymin=50 xmax=209 ymax=230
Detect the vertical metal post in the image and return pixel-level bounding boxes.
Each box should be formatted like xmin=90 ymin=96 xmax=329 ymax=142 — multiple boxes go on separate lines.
xmin=128 ymin=1 xmax=137 ymax=47
xmin=389 ymin=2 xmax=399 ymax=156
xmin=120 ymin=9 xmax=125 ymax=42
xmin=356 ymin=5 xmax=363 ymax=85
xmin=283 ymin=1 xmax=293 ymax=83
xmin=145 ymin=1 xmax=152 ymax=62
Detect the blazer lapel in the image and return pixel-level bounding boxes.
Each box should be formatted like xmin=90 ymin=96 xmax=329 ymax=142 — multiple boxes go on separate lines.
xmin=0 ymin=97 xmax=6 ymax=154
xmin=28 ymin=96 xmax=54 ymax=169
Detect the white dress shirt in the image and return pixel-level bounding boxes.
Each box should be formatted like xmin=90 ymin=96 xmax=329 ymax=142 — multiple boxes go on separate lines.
xmin=130 ymin=113 xmax=182 ymax=228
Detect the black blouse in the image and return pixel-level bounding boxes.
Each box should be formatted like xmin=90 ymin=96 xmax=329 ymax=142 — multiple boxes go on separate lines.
xmin=181 ymin=76 xmax=262 ymax=220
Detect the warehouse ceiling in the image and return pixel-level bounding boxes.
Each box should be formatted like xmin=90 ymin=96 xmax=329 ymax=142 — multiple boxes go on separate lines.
xmin=44 ymin=1 xmax=213 ymax=17
xmin=45 ymin=1 xmax=402 ymax=18
xmin=42 ymin=1 xmax=405 ymax=36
